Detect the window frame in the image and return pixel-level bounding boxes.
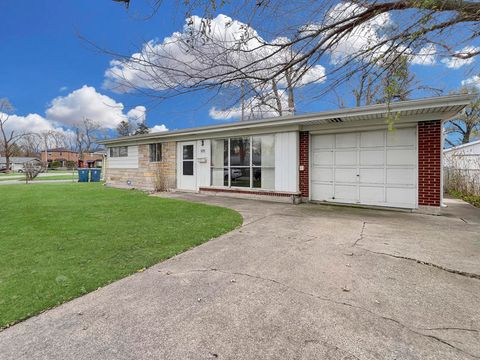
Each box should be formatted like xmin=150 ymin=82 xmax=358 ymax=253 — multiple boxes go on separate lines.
xmin=210 ymin=136 xmax=275 ymax=190
xmin=109 ymin=146 xmax=128 ymax=158
xmin=149 ymin=143 xmax=163 ymax=162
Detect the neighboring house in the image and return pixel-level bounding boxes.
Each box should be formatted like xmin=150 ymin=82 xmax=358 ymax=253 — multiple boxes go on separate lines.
xmin=444 ymin=139 xmax=480 ymax=195
xmin=444 ymin=140 xmax=480 ymax=170
xmin=0 ymin=157 xmax=40 ymax=172
xmin=40 ymin=148 xmax=104 ymax=168
xmin=99 ymin=95 xmax=473 ymax=213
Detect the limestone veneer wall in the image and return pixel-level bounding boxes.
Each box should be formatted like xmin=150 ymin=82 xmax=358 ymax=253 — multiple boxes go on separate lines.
xmin=106 ymin=142 xmax=176 ymax=191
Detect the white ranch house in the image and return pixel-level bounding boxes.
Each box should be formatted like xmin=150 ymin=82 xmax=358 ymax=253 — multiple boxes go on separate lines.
xmin=100 ymin=95 xmax=473 ymax=213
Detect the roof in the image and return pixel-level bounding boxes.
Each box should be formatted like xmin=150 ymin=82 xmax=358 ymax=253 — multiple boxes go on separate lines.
xmin=99 ymin=94 xmax=474 ymax=146
xmin=444 ymin=139 xmax=480 ymax=153
xmin=47 ymin=148 xmax=76 ymax=153
xmin=0 ymin=157 xmax=39 ymax=164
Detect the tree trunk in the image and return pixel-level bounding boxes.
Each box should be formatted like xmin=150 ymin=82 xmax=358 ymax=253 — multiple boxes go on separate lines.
xmin=271 ymin=79 xmax=283 ymax=116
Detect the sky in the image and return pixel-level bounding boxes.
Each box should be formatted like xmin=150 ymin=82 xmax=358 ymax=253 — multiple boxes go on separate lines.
xmin=1 ymin=1 xmax=479 ymax=141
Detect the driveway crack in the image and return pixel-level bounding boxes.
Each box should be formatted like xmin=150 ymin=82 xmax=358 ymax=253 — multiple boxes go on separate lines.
xmin=357 ymin=247 xmax=480 ymax=280
xmin=172 ymin=268 xmax=479 ymax=359
xmin=352 ymin=221 xmax=366 ymax=247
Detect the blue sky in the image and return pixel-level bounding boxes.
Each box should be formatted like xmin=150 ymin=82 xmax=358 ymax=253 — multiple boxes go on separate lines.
xmin=1 ymin=1 xmax=478 ymax=137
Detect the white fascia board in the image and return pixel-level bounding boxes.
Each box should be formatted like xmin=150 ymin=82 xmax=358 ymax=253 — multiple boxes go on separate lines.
xmin=100 ymin=95 xmax=473 ymax=146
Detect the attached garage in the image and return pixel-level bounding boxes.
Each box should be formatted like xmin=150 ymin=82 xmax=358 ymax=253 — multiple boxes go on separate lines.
xmin=101 ymin=95 xmax=473 ymax=213
xmin=311 ymin=128 xmax=417 ymax=208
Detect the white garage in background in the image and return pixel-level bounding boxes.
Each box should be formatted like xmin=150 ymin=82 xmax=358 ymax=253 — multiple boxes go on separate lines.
xmin=311 ymin=127 xmax=417 ymax=208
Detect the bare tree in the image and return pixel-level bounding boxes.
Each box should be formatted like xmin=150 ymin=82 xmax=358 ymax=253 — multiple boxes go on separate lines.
xmin=0 ymin=99 xmax=27 ymax=172
xmin=74 ymin=118 xmax=107 ymax=161
xmin=106 ymin=0 xmax=480 ymax=113
xmin=445 ymin=88 xmax=480 ymax=146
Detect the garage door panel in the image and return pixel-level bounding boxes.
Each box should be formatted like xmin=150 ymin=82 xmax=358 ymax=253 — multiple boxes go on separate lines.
xmin=360 ymin=150 xmax=384 ymax=166
xmin=335 ymin=168 xmax=357 ymax=183
xmin=313 ymin=151 xmax=333 ymax=166
xmin=359 ymin=186 xmax=384 ymax=204
xmin=335 ymin=150 xmax=356 ymax=165
xmin=312 ymin=134 xmax=335 ymax=149
xmin=334 ymin=185 xmax=357 ymax=203
xmin=312 ymin=167 xmax=333 ymax=182
xmin=387 ymin=128 xmax=416 ymax=147
xmin=387 ymin=168 xmax=415 ymax=185
xmin=360 ymin=130 xmax=384 ymax=148
xmin=386 ymin=187 xmax=416 ymax=207
xmin=359 ymin=168 xmax=384 ymax=184
xmin=311 ymin=183 xmax=333 ymax=201
xmin=311 ymin=128 xmax=417 ymax=209
xmin=335 ymin=133 xmax=357 ymax=148
xmin=387 ymin=149 xmax=416 ymax=166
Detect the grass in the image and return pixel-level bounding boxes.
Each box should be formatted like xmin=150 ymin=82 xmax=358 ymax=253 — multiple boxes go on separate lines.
xmin=29 ymin=175 xmax=78 ymax=181
xmin=0 ymin=183 xmax=242 ymax=328
xmin=448 ymin=190 xmax=480 ymax=207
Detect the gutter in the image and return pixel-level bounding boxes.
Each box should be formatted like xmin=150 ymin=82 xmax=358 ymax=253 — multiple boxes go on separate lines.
xmin=99 ymin=94 xmax=474 ymax=146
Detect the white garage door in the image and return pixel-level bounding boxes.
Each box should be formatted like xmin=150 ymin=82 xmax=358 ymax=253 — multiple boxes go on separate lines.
xmin=311 ymin=128 xmax=417 ymax=208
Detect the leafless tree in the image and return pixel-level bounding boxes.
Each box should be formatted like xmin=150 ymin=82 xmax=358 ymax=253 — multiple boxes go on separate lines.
xmin=106 ymin=0 xmax=480 ymax=113
xmin=74 ymin=118 xmax=107 ymax=160
xmin=0 ymin=98 xmax=27 ymax=172
xmin=444 ymin=87 xmax=480 ymax=146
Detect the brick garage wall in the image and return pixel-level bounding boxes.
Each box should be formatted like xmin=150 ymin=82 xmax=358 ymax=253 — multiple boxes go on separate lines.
xmin=418 ymin=120 xmax=442 ymax=207
xmin=299 ymin=131 xmax=309 ymax=197
xmin=106 ymin=142 xmax=176 ymax=191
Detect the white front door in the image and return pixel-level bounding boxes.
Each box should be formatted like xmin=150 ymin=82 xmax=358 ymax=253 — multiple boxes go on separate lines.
xmin=311 ymin=128 xmax=417 ymax=208
xmin=177 ymin=142 xmax=196 ymax=190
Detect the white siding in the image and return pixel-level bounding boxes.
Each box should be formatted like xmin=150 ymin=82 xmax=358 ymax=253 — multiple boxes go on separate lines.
xmin=108 ymin=146 xmax=139 ymax=169
xmin=444 ymin=141 xmax=480 ymax=170
xmin=275 ymin=132 xmax=298 ymax=192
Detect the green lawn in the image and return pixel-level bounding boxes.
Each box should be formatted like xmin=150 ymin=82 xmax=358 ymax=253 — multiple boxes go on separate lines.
xmin=0 ymin=184 xmax=242 ymax=328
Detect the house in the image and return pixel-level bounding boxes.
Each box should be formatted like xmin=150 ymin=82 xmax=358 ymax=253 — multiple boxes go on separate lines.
xmin=0 ymin=157 xmax=40 ymax=172
xmin=40 ymin=148 xmax=104 ymax=168
xmin=99 ymin=95 xmax=473 ymax=213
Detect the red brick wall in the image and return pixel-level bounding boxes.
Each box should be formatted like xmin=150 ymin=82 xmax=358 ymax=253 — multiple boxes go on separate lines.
xmin=418 ymin=120 xmax=442 ymax=207
xmin=299 ymin=131 xmax=309 ymax=197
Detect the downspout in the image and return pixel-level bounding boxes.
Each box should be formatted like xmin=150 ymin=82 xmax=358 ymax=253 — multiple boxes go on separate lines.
xmin=441 ymin=119 xmax=446 ymax=208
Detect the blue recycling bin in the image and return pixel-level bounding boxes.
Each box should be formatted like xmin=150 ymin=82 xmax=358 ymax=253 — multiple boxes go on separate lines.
xmin=90 ymin=168 xmax=102 ymax=182
xmin=78 ymin=168 xmax=89 ymax=182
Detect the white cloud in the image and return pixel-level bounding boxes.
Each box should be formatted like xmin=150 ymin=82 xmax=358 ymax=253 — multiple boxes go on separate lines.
xmin=151 ymin=124 xmax=169 ymax=133
xmin=0 ymin=112 xmax=54 ymax=134
xmin=46 ymin=85 xmax=143 ymax=129
xmin=104 ymin=14 xmax=326 ymax=94
xmin=59 ymin=86 xmax=68 ymax=92
xmin=127 ymin=105 xmax=147 ymax=124
xmin=0 ymin=111 xmax=76 ymax=149
xmin=462 ymin=75 xmax=480 ymax=88
xmin=441 ymin=46 xmax=479 ymax=69
xmin=323 ymin=2 xmax=394 ymax=65
xmin=410 ymin=44 xmax=436 ymax=65
xmin=319 ymin=2 xmax=437 ymax=67
xmin=210 ymin=91 xmax=292 ymax=120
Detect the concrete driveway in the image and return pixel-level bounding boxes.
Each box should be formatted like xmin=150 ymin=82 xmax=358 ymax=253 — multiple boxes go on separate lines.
xmin=1 ymin=195 xmax=479 ymax=360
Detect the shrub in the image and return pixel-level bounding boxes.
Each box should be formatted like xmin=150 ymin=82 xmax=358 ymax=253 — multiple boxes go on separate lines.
xmin=49 ymin=161 xmax=61 ymax=169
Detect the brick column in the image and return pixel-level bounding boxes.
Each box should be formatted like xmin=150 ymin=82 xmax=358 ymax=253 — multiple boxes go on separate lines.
xmin=299 ymin=131 xmax=309 ymax=198
xmin=418 ymin=120 xmax=442 ymax=207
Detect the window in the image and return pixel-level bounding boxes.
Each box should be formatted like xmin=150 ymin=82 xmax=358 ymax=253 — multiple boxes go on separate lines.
xmin=211 ymin=135 xmax=275 ymax=189
xmin=109 ymin=146 xmax=128 ymax=157
xmin=182 ymin=144 xmax=194 ymax=176
xmin=149 ymin=143 xmax=162 ymax=162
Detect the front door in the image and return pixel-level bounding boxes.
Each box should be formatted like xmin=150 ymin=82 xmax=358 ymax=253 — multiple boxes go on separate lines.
xmin=177 ymin=142 xmax=196 ymax=190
